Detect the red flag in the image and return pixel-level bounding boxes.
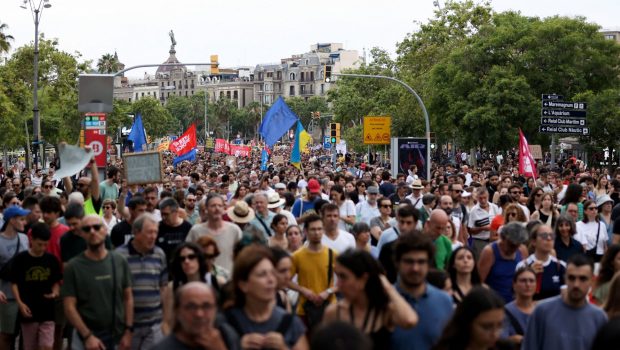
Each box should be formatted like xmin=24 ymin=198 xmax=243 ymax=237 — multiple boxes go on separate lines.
xmin=169 ymin=124 xmax=197 ymax=156
xmin=230 ymin=145 xmax=251 ymax=158
xmin=518 ymin=129 xmax=538 ymax=178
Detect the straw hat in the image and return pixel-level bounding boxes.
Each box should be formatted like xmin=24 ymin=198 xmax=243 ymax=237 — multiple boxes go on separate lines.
xmin=267 ymin=192 xmax=286 ymax=209
xmin=227 ymin=201 xmax=255 ymax=224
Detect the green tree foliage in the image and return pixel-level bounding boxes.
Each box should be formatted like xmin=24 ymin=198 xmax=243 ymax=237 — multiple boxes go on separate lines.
xmin=428 ymin=12 xmax=620 ymax=149
xmin=573 ymin=89 xmax=620 ymax=157
xmin=131 ymin=97 xmax=177 ymax=138
xmin=0 ymin=21 xmax=14 ymax=54
xmin=96 ymin=53 xmax=120 ymax=74
xmin=1 ymin=36 xmax=91 ymax=146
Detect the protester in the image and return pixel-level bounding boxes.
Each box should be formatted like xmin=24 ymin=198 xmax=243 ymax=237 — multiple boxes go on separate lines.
xmin=322 ymin=249 xmax=418 ymax=349
xmin=226 ymin=245 xmax=307 ymax=349
xmin=196 ymin=235 xmax=229 ymax=292
xmin=270 ymin=247 xmax=294 ymax=313
xmin=553 ymin=214 xmax=583 ymax=262
xmin=592 ymin=244 xmax=620 ymax=305
xmin=522 ymin=254 xmax=607 ymax=350
xmin=575 ymin=199 xmax=607 ymax=262
xmin=447 ymin=246 xmax=482 ymax=305
xmin=530 ymin=192 xmax=559 ymax=227
xmin=433 ymin=287 xmax=506 ymax=350
xmin=501 ymin=267 xmax=537 ymax=346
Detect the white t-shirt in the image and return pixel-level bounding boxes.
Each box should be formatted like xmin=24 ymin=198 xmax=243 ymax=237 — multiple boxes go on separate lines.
xmin=405 ymin=194 xmax=424 ymax=209
xmin=575 ymin=220 xmax=607 ymax=255
xmin=321 ymin=229 xmax=356 ymax=253
xmin=356 ymin=201 xmax=380 ymax=225
xmin=338 ymin=200 xmax=356 ymax=232
xmin=467 ymin=203 xmax=501 ymax=240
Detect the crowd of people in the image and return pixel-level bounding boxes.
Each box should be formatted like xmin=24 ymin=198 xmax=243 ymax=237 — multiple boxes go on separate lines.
xmin=0 ymin=149 xmax=620 ymax=350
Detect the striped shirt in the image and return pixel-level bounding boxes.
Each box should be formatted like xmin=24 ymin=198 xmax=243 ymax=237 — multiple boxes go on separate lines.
xmin=116 ymin=241 xmax=168 ymax=328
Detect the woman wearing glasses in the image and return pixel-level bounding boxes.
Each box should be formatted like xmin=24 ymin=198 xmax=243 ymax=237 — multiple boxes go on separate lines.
xmin=516 ymin=222 xmax=566 ymax=300
xmin=369 ymin=198 xmax=392 ymax=246
xmin=162 ymin=242 xmax=207 ymax=335
xmin=196 ymin=235 xmax=229 ymax=293
xmin=575 ymin=200 xmax=608 ymax=262
xmin=530 ymin=193 xmax=559 ymax=227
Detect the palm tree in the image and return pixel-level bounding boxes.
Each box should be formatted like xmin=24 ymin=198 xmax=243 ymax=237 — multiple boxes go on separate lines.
xmin=97 ymin=53 xmax=119 ymax=73
xmin=0 ymin=22 xmax=14 ymax=54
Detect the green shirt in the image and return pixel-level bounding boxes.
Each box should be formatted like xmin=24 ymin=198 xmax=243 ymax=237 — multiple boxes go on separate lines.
xmin=61 ymin=251 xmax=131 ymax=341
xmin=434 ymin=235 xmax=453 ymax=270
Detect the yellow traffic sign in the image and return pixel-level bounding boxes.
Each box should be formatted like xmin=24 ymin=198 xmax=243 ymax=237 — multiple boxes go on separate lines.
xmin=363 ymin=116 xmax=391 ymax=145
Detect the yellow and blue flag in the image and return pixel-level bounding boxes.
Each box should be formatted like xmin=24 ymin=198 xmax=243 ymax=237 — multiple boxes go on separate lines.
xmin=290 ymin=121 xmax=312 ymax=169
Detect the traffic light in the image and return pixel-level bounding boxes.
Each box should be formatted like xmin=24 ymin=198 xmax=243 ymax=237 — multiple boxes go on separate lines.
xmin=330 ymin=123 xmax=340 ymax=144
xmin=324 ymin=65 xmax=332 ymax=83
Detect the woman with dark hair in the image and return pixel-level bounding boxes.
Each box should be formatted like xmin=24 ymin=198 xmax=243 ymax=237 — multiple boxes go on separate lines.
xmin=560 ymin=183 xmax=585 ymax=221
xmin=196 ymin=235 xmax=229 ymax=292
xmin=330 ymin=184 xmax=356 ymax=231
xmin=502 ymin=267 xmax=537 ymax=346
xmin=433 ymin=287 xmax=507 ymax=350
xmin=269 ymin=214 xmax=289 ymax=250
xmin=526 ymin=187 xmax=545 ymax=213
xmin=575 ymin=199 xmax=607 ymax=262
xmin=229 ymin=184 xmax=249 ymax=206
xmin=553 ymin=214 xmax=583 ymax=262
xmin=522 ymin=177 xmax=536 ymax=198
xmin=322 ymin=249 xmax=418 ymax=350
xmin=226 ymin=245 xmax=307 ymax=350
xmin=162 ymin=242 xmax=208 ymax=335
xmin=355 ymin=181 xmax=368 ymax=203
xmin=447 ymin=246 xmax=482 ymax=305
xmin=593 ymin=244 xmax=620 ymax=305
xmin=270 ymin=247 xmax=294 ymax=313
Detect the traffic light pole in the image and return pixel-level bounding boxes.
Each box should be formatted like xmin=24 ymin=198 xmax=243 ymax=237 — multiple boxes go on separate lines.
xmin=332 ymin=73 xmax=431 ymax=180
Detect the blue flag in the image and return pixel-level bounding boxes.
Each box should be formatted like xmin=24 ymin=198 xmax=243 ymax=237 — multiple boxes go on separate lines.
xmin=127 ymin=114 xmax=147 ymax=152
xmin=261 ymin=148 xmax=269 ymax=171
xmin=259 ymin=97 xmax=298 ymax=147
xmin=173 ymin=148 xmax=196 ymax=167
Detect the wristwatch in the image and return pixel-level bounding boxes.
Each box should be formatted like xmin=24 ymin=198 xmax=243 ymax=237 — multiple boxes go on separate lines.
xmin=326 ymin=288 xmax=334 ymax=295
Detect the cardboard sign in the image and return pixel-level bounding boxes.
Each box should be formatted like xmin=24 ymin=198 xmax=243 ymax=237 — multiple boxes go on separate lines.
xmin=529 ymin=145 xmax=543 ymax=159
xmin=123 ymin=151 xmax=164 ymax=185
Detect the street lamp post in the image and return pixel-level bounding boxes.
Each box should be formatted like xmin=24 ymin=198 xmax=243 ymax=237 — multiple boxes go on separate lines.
xmin=22 ymin=0 xmax=52 ymax=170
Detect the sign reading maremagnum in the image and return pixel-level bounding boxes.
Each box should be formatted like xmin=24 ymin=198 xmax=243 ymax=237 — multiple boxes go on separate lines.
xmin=539 ymin=94 xmax=587 ymax=135
xmin=363 ymin=116 xmax=391 ymax=145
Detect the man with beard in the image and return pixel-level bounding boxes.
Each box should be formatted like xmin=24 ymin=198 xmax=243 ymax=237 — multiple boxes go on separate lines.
xmin=391 ymin=233 xmax=453 ymax=350
xmin=523 ymin=254 xmax=607 ymax=350
xmin=64 ymin=159 xmax=102 ymax=216
xmin=62 ymin=215 xmax=134 ymax=350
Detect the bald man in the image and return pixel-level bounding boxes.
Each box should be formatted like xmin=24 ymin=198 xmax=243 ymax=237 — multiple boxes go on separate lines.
xmin=152 ymin=282 xmax=238 ymax=350
xmin=423 ymin=209 xmax=453 ymax=269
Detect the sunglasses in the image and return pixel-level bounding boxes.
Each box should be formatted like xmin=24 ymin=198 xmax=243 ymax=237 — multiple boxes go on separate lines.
xmin=81 ymin=224 xmax=103 ymax=233
xmin=452 ymin=190 xmax=463 ymax=193
xmin=587 ymin=207 xmax=597 ymax=211
xmin=179 ymin=254 xmax=198 ymax=262
xmin=380 ymin=205 xmax=392 ymax=208
xmin=103 ymin=206 xmax=113 ymax=209
xmin=44 ymin=185 xmax=54 ymax=189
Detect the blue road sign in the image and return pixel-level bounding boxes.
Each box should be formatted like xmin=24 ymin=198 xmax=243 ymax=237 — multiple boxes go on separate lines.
xmin=539 ymin=125 xmax=589 ymax=135
xmin=541 ymin=117 xmax=587 ymax=126
xmin=541 ymin=100 xmax=587 ymax=110
xmin=541 ymin=94 xmax=564 ymax=101
xmin=324 ymin=142 xmax=332 ymax=149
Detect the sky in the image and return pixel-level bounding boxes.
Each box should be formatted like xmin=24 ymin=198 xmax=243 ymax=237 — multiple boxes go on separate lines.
xmin=2 ymin=0 xmax=619 ymax=77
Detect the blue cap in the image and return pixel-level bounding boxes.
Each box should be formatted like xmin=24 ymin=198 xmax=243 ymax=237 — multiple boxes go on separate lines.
xmin=3 ymin=206 xmax=31 ymax=221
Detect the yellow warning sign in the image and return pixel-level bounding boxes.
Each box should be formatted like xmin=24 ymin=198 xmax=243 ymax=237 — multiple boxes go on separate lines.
xmin=363 ymin=116 xmax=391 ymax=145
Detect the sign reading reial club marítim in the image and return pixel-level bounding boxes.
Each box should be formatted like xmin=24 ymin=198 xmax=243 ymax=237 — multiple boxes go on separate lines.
xmin=539 ymin=93 xmax=587 ymax=136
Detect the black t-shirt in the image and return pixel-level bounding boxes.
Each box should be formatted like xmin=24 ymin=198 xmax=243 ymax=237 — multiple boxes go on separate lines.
xmin=379 ymin=240 xmax=398 ymax=284
xmin=613 ymin=217 xmax=620 ymax=236
xmin=60 ymin=231 xmax=112 ymax=263
xmin=157 ymin=220 xmax=193 ymax=258
xmin=9 ymin=251 xmax=62 ymax=322
xmin=111 ymin=221 xmax=132 ymax=248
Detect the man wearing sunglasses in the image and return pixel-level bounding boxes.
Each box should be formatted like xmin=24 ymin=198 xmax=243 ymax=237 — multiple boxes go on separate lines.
xmin=62 ymin=214 xmax=133 ymax=350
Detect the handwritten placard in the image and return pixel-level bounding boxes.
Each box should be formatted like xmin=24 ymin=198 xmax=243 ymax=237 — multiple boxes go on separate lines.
xmin=123 ymin=151 xmax=164 ymax=185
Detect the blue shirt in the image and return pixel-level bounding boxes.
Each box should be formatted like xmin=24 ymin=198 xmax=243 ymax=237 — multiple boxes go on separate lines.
xmin=291 ymin=198 xmax=318 ymax=218
xmin=392 ymin=283 xmax=453 ymax=350
xmin=522 ymin=296 xmax=607 ymax=350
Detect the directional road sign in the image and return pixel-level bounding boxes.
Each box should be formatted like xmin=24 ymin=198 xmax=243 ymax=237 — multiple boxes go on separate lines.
xmin=541 ymin=94 xmax=564 ymax=100
xmin=541 ymin=109 xmax=587 ymax=118
xmin=541 ymin=100 xmax=587 ymax=110
xmin=539 ymin=125 xmax=589 ymax=135
xmin=541 ymin=117 xmax=587 ymax=126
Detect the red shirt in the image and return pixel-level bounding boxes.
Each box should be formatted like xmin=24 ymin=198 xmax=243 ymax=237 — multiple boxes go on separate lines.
xmin=28 ymin=222 xmax=69 ymax=265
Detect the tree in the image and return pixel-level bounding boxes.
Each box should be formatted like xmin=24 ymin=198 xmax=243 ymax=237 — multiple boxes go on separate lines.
xmin=131 ymin=97 xmax=177 ymax=138
xmin=212 ymin=97 xmax=237 ymax=139
xmin=0 ymin=21 xmax=14 ymax=54
xmin=427 ymin=12 xmax=620 ymax=150
xmin=96 ymin=53 xmax=120 ymax=74
xmin=2 ymin=36 xmax=91 ymax=147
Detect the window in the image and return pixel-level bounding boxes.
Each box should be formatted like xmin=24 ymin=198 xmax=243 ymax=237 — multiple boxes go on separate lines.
xmin=220 ymin=91 xmax=224 ymax=98
xmin=227 ymin=91 xmax=231 ymax=99
xmin=185 ymin=91 xmax=188 ymax=96
xmin=604 ymin=34 xmax=617 ymax=40
xmin=233 ymin=91 xmax=238 ymax=99
xmin=310 ymin=71 xmax=314 ymax=81
xmin=167 ymin=81 xmax=170 ymax=86
xmin=289 ymin=86 xmax=295 ymax=96
xmin=172 ymin=81 xmax=175 ymax=86
xmin=267 ymin=72 xmax=273 ymax=78
xmin=161 ymin=82 xmax=164 ymax=87
xmin=277 ymin=71 xmax=282 ymax=79
xmin=300 ymin=72 xmax=305 ymax=81
xmin=321 ymin=84 xmax=325 ymax=95
xmin=289 ymin=73 xmax=296 ymax=80
xmin=128 ymin=98 xmax=132 ymax=102
xmin=135 ymin=93 xmax=139 ymax=99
